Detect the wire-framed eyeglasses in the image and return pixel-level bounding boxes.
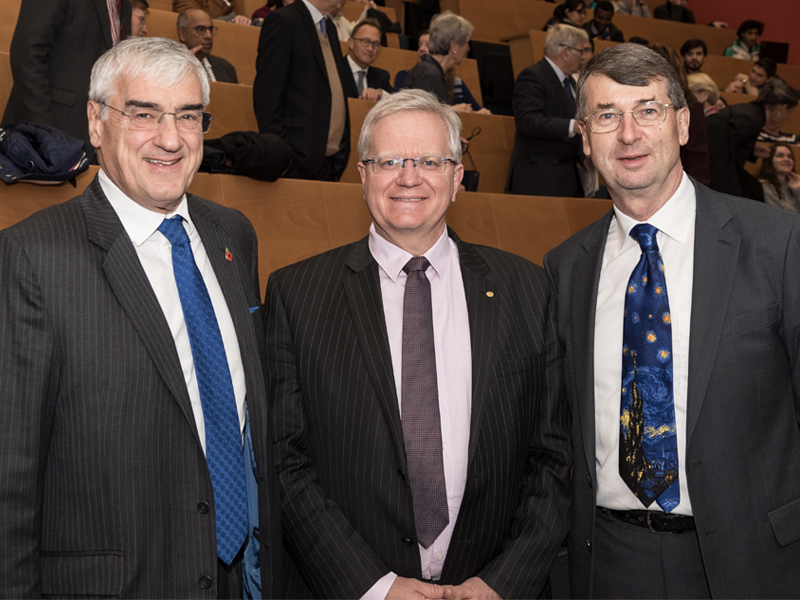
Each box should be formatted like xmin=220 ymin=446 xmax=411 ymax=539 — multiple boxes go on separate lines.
xmin=361 ymin=155 xmax=459 ymax=173
xmin=352 ymin=37 xmax=381 ymax=49
xmin=99 ymin=102 xmax=212 ymax=134
xmin=583 ymin=101 xmax=678 ymax=134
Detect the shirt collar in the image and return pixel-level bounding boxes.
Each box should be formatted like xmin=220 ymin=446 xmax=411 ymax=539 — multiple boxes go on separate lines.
xmin=368 ymin=223 xmax=451 ymax=282
xmin=301 ymin=0 xmax=325 ymax=27
xmin=98 ymin=168 xmax=193 ymax=247
xmin=347 ymin=54 xmax=368 ymax=75
xmin=611 ymin=171 xmax=696 ymax=253
xmin=545 ymin=56 xmax=568 ymax=83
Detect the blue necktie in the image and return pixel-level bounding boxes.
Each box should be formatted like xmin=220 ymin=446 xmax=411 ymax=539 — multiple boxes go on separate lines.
xmin=620 ymin=224 xmax=680 ymax=513
xmin=158 ymin=216 xmax=248 ymax=564
xmin=318 ymin=16 xmax=327 ymax=37
xmin=563 ymin=76 xmax=576 ymax=112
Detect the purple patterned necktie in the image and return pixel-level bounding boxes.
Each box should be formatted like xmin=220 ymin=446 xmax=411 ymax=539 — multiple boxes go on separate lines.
xmin=401 ymin=256 xmax=449 ymax=549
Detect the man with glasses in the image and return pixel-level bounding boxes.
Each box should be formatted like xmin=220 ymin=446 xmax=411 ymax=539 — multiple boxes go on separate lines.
xmin=177 ymin=9 xmax=239 ymax=83
xmin=0 ymin=37 xmax=283 ymax=597
xmin=266 ymin=89 xmax=571 ymax=600
xmin=507 ymin=23 xmax=590 ymax=197
xmin=345 ymin=19 xmax=394 ymax=102
xmin=546 ymin=43 xmax=800 ymax=598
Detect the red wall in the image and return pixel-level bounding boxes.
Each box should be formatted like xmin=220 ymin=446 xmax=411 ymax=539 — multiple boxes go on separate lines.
xmin=692 ymin=0 xmax=800 ymax=65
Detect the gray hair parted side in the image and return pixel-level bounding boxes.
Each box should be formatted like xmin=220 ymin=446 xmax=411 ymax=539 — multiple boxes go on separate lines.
xmin=428 ymin=11 xmax=474 ymax=55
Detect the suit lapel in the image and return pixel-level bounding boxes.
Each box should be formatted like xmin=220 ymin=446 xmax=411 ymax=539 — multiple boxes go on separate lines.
xmin=81 ymin=180 xmax=199 ymax=442
xmin=341 ymin=239 xmax=408 ymax=470
xmin=93 ymin=0 xmax=115 ymax=48
xmin=685 ymin=185 xmax=739 ymax=441
xmin=540 ymin=58 xmax=573 ymax=118
xmin=296 ymin=1 xmax=328 ymax=81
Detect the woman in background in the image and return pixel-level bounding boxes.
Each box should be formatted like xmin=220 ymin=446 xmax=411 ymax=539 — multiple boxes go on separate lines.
xmin=758 ymin=144 xmax=800 ymax=213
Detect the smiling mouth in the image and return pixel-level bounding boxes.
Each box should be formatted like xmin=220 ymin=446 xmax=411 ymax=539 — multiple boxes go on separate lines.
xmin=145 ymin=158 xmax=180 ymax=166
xmin=392 ymin=197 xmax=425 ymax=202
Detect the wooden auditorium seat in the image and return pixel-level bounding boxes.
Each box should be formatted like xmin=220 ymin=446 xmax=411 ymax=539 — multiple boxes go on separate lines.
xmin=1 ymin=0 xmax=21 ymax=53
xmin=0 ymin=52 xmax=11 ymax=119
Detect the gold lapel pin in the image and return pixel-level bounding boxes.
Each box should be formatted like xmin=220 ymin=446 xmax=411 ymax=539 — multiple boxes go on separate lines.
xmin=486 ymin=291 xmax=494 ymax=298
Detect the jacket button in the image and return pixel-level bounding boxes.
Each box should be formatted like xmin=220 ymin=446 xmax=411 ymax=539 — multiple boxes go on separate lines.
xmin=586 ymin=539 xmax=592 ymax=551
xmin=197 ymin=501 xmax=210 ymax=514
xmin=199 ymin=575 xmax=212 ymax=589
xmin=397 ymin=468 xmax=406 ymax=481
xmin=401 ymin=537 xmax=414 ymax=546
xmin=587 ymin=474 xmax=593 ymax=487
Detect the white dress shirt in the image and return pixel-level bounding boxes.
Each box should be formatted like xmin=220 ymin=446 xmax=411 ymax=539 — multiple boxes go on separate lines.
xmin=363 ymin=224 xmax=472 ymax=599
xmin=300 ymin=0 xmax=326 ymax=32
xmin=99 ymin=170 xmax=247 ymax=453
xmin=594 ymin=172 xmax=696 ymax=515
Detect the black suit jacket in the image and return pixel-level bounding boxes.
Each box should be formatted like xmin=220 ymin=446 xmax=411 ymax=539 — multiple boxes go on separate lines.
xmin=253 ymin=1 xmax=351 ymax=180
xmin=266 ymin=230 xmax=572 ymax=599
xmin=508 ymin=58 xmax=583 ymax=197
xmin=208 ymin=54 xmax=239 ymax=84
xmin=2 ymin=0 xmax=131 ymax=161
xmin=0 ymin=179 xmax=283 ymax=598
xmin=545 ymin=181 xmax=800 ymax=598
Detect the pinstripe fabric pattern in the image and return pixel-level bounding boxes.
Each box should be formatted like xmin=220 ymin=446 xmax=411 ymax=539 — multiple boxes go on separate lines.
xmin=0 ymin=178 xmax=282 ymax=598
xmin=267 ymin=229 xmax=572 ymax=599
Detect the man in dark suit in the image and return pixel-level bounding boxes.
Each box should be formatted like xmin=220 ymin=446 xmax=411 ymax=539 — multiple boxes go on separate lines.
xmin=266 ymin=89 xmax=571 ymax=600
xmin=508 ymin=24 xmax=589 ymax=198
xmin=177 ymin=9 xmax=239 ymax=83
xmin=253 ymin=0 xmax=352 ymax=181
xmin=545 ymin=43 xmax=800 ymax=598
xmin=345 ymin=19 xmax=395 ymax=101
xmin=582 ymin=1 xmax=625 ymax=42
xmin=2 ymin=0 xmax=132 ymax=161
xmin=0 ymin=37 xmax=282 ymax=598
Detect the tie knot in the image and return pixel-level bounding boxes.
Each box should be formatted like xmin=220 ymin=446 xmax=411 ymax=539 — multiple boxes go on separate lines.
xmin=403 ymin=256 xmax=430 ymax=275
xmin=158 ymin=216 xmax=190 ymax=246
xmin=630 ymin=223 xmax=659 ymax=253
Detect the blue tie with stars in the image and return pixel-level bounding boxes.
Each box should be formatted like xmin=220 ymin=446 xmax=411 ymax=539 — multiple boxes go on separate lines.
xmin=158 ymin=216 xmax=247 ymax=564
xmin=620 ymin=224 xmax=680 ymax=513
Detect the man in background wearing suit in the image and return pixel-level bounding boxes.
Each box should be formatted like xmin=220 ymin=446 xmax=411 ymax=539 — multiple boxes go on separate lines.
xmin=254 ymin=0 xmax=352 ymax=181
xmin=2 ymin=0 xmax=131 ymax=161
xmin=266 ymin=89 xmax=571 ymax=600
xmin=546 ymin=43 xmax=800 ymax=598
xmin=0 ymin=37 xmax=282 ymax=598
xmin=507 ymin=24 xmax=589 ymax=198
xmin=178 ymin=8 xmax=239 ymax=83
xmin=345 ymin=19 xmax=395 ymax=102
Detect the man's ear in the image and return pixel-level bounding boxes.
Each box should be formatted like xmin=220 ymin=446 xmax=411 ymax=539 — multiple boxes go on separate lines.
xmin=87 ymin=101 xmax=103 ymax=150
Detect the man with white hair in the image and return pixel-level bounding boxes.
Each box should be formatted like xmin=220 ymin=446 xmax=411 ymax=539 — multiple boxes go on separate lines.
xmin=0 ymin=37 xmax=282 ymax=598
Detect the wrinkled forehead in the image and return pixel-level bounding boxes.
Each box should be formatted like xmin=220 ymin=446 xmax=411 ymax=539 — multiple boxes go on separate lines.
xmin=583 ymin=74 xmax=670 ymax=110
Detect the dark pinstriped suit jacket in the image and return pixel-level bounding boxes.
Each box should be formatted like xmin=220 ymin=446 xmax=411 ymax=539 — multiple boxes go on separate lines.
xmin=266 ymin=229 xmax=572 ymax=599
xmin=0 ymin=179 xmax=283 ymax=598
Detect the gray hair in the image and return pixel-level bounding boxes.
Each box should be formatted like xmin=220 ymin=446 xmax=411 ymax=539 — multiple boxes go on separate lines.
xmin=89 ymin=37 xmax=209 ymax=120
xmin=575 ymin=43 xmax=687 ymax=121
xmin=358 ymin=89 xmax=463 ymax=163
xmin=544 ymin=23 xmax=589 ymax=58
xmin=428 ymin=11 xmax=473 ymax=55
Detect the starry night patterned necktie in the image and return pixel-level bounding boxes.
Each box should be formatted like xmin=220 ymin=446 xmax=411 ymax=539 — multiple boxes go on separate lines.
xmin=158 ymin=216 xmax=248 ymax=564
xmin=620 ymin=224 xmax=680 ymax=513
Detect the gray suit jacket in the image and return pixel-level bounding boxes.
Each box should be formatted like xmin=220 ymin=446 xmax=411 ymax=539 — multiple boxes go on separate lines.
xmin=208 ymin=54 xmax=239 ymax=84
xmin=0 ymin=179 xmax=283 ymax=597
xmin=545 ymin=180 xmax=800 ymax=598
xmin=266 ymin=230 xmax=572 ymax=599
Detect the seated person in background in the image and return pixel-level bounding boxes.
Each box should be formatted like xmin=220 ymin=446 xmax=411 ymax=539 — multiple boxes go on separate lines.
xmin=331 ymin=0 xmax=376 ymax=41
xmin=758 ymin=92 xmax=799 ymax=144
xmin=612 ymin=0 xmax=651 ymax=18
xmin=758 ymin=143 xmax=800 ymax=212
xmin=396 ymin=31 xmax=489 ymax=113
xmin=724 ymin=20 xmax=763 ymax=60
xmin=687 ymin=73 xmax=721 ymax=116
xmin=173 ymin=0 xmax=251 ymax=25
xmin=544 ymin=0 xmax=587 ymax=30
xmin=582 ymin=1 xmax=624 ymax=42
xmin=345 ymin=19 xmax=393 ymax=101
xmin=177 ymin=9 xmax=238 ymax=83
xmin=681 ymin=38 xmax=706 ymax=74
xmin=252 ymin=0 xmax=294 ymax=23
xmin=131 ymin=0 xmax=149 ymax=37
xmin=654 ymin=0 xmax=694 ymax=24
xmin=727 ymin=58 xmax=778 ymax=95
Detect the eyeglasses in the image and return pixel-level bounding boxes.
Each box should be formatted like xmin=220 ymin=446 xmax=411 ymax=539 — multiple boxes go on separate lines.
xmin=352 ymin=37 xmax=381 ymax=50
xmin=583 ymin=101 xmax=677 ymax=134
xmin=193 ymin=25 xmax=217 ymax=35
xmin=560 ymin=44 xmax=583 ymax=54
xmin=361 ymin=155 xmax=458 ymax=173
xmin=99 ymin=102 xmax=212 ymax=134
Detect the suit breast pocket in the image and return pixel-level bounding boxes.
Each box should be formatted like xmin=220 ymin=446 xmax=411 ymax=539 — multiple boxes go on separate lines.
xmin=768 ymin=496 xmax=800 ymax=547
xmin=720 ymin=303 xmax=780 ymax=338
xmin=41 ymin=551 xmax=123 ymax=597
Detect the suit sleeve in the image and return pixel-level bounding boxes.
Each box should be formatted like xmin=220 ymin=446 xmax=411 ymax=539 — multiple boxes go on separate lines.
xmin=253 ymin=11 xmax=293 ymax=136
xmin=265 ymin=272 xmax=389 ymax=599
xmin=781 ymin=220 xmax=800 ymax=422
xmin=513 ymin=67 xmax=572 ymax=142
xmin=0 ymin=229 xmax=59 ymax=597
xmin=477 ymin=271 xmax=572 ymax=599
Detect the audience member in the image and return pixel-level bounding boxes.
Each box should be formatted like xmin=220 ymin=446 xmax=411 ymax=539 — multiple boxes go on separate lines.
xmin=546 ymin=42 xmax=800 ymax=600
xmin=345 ymin=19 xmax=394 ymax=101
xmin=173 ymin=0 xmax=251 ymax=24
xmin=2 ymin=0 xmax=131 ymax=162
xmin=544 ymin=0 xmax=587 ymax=30
xmin=758 ymin=144 xmax=800 ymax=212
xmin=131 ymin=0 xmax=149 ymax=37
xmin=177 ymin=9 xmax=239 ymax=83
xmin=266 ymin=88 xmax=571 ymax=600
xmin=612 ymin=0 xmax=651 ymax=18
xmin=252 ymin=0 xmax=294 ymax=22
xmin=724 ymin=20 xmax=763 ymax=60
xmin=253 ymin=0 xmax=353 ymax=181
xmin=687 ymin=73 xmax=720 ymax=115
xmin=331 ymin=0 xmax=376 ymax=41
xmin=402 ymin=12 xmax=473 ymax=104
xmin=758 ymin=87 xmax=798 ymax=144
xmin=654 ymin=0 xmax=694 ymax=24
xmin=508 ymin=24 xmax=590 ymax=197
xmin=680 ymin=38 xmax=706 ymax=74
xmin=582 ymin=1 xmax=624 ymax=42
